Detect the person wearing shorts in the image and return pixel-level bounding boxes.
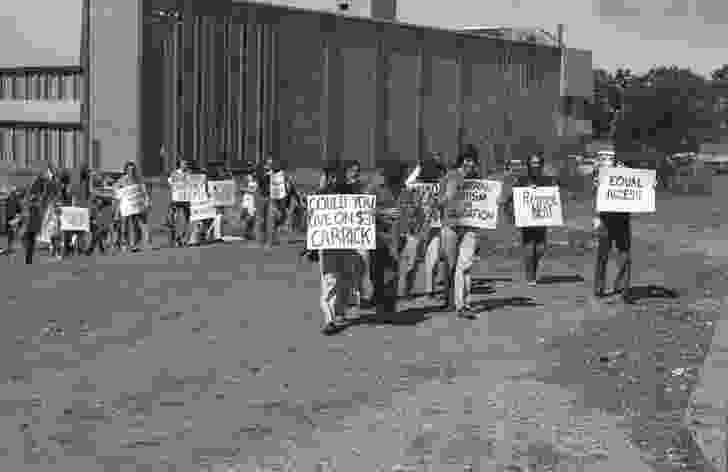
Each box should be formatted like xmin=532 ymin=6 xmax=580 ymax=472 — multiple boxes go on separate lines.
xmin=506 ymin=153 xmax=558 ymax=285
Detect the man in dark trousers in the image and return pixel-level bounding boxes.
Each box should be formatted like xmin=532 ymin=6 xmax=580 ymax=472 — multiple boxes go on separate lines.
xmin=366 ymin=160 xmax=413 ymax=319
xmin=593 ymin=158 xmax=633 ymax=303
xmin=506 ymin=153 xmax=560 ymax=285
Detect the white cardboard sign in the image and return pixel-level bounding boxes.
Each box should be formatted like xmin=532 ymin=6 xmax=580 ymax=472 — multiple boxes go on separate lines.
xmin=306 ymin=194 xmax=376 ymax=250
xmin=60 ymin=206 xmax=90 ymax=232
xmin=453 ymin=179 xmax=502 ymax=229
xmin=596 ymin=167 xmax=656 ymax=213
xmin=513 ymin=186 xmax=564 ymax=227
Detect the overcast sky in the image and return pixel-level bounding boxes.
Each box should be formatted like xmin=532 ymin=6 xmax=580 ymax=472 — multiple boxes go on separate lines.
xmin=1 ymin=0 xmax=725 ymax=76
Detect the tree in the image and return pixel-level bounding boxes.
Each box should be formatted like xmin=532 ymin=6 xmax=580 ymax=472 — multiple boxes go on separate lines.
xmin=711 ymin=64 xmax=728 ymax=82
xmin=613 ymin=66 xmax=713 ymax=155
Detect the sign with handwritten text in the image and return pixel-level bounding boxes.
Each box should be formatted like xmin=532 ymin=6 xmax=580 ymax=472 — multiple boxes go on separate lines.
xmin=453 ymin=179 xmax=502 ymax=229
xmin=208 ymin=180 xmax=236 ymax=207
xmin=513 ymin=186 xmax=564 ymax=227
xmin=306 ymin=194 xmax=376 ymax=250
xmin=596 ymin=167 xmax=656 ymax=213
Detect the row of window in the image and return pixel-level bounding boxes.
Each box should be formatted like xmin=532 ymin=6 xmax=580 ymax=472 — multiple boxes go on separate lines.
xmin=0 ymin=126 xmax=84 ymax=169
xmin=0 ymin=71 xmax=83 ymax=101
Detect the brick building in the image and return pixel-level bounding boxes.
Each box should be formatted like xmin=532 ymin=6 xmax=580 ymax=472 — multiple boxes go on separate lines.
xmin=1 ymin=0 xmax=592 ymax=176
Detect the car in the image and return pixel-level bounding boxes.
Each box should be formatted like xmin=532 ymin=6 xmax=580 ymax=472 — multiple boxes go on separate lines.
xmin=702 ymin=155 xmax=728 ymax=174
xmin=505 ymin=159 xmax=525 ymax=173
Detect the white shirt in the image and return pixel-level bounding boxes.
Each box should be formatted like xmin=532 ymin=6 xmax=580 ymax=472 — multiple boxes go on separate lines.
xmin=405 ymin=165 xmax=421 ymax=186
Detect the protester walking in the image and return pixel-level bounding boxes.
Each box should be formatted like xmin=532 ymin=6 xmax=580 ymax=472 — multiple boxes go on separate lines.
xmin=304 ymin=162 xmax=360 ymax=335
xmin=167 ymin=157 xmax=192 ymax=247
xmin=115 ymin=161 xmax=150 ymax=252
xmin=254 ymin=154 xmax=282 ymax=248
xmin=343 ymin=160 xmax=375 ymax=308
xmin=592 ymin=157 xmax=633 ymax=303
xmin=18 ymin=192 xmax=44 ymax=265
xmin=367 ymin=160 xmax=412 ymax=320
xmin=506 ymin=152 xmax=559 ymax=285
xmin=399 ymin=151 xmax=447 ymax=303
xmin=439 ymin=150 xmax=483 ymax=319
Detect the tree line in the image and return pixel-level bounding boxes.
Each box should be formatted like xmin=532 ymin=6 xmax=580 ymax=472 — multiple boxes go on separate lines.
xmin=592 ymin=64 xmax=728 ymax=154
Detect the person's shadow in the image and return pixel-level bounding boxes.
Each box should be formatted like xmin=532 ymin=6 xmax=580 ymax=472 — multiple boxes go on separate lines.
xmin=536 ymin=274 xmax=585 ymax=285
xmin=625 ymin=284 xmax=680 ymax=303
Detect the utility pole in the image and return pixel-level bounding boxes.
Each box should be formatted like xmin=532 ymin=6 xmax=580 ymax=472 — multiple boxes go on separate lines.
xmin=557 ymin=24 xmax=567 ymax=138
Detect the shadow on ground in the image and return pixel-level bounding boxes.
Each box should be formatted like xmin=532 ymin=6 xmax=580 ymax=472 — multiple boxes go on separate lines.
xmin=537 ymin=274 xmax=585 ymax=285
xmin=627 ymin=285 xmax=681 ymax=303
xmin=472 ymin=296 xmax=540 ymax=312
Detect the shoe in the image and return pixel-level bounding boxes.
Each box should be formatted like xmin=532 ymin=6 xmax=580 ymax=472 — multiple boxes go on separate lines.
xmin=457 ymin=306 xmax=479 ymax=320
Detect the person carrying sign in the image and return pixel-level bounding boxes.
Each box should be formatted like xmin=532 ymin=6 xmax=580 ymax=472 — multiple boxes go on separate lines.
xmin=399 ymin=151 xmax=447 ymax=303
xmin=310 ymin=162 xmax=361 ymax=335
xmin=254 ymin=154 xmax=285 ymax=248
xmin=592 ymin=157 xmax=632 ymax=302
xmin=167 ymin=157 xmax=192 ymax=247
xmin=438 ymin=150 xmax=482 ymax=319
xmin=115 ymin=161 xmax=151 ymax=252
xmin=505 ymin=153 xmax=559 ymax=285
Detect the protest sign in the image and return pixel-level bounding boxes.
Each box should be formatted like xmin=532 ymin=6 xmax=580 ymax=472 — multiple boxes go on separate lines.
xmin=190 ymin=199 xmax=218 ymax=222
xmin=171 ymin=177 xmax=190 ymax=202
xmin=60 ymin=207 xmax=90 ymax=232
xmin=270 ymin=171 xmax=287 ymax=199
xmin=208 ymin=180 xmax=236 ymax=207
xmin=118 ymin=184 xmax=146 ymax=217
xmin=306 ymin=194 xmax=376 ymax=250
xmin=241 ymin=193 xmax=256 ymax=215
xmin=187 ymin=174 xmax=208 ymax=202
xmin=407 ymin=182 xmax=441 ymax=228
xmin=37 ymin=205 xmax=56 ymax=244
xmin=513 ymin=186 xmax=564 ymax=227
xmin=596 ymin=167 xmax=656 ymax=213
xmin=453 ymin=179 xmax=502 ymax=229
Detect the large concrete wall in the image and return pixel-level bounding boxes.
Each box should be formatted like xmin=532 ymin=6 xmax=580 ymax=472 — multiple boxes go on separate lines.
xmin=89 ymin=0 xmax=142 ymax=171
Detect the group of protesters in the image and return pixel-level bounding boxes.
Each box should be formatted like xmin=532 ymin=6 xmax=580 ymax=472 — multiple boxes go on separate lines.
xmin=2 ymin=146 xmax=643 ymax=336
xmin=307 ymin=148 xmax=643 ymax=335
xmin=2 ymin=153 xmax=304 ymax=264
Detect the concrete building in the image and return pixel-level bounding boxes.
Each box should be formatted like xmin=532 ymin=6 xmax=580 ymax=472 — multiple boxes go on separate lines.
xmin=2 ymin=0 xmax=592 ymax=176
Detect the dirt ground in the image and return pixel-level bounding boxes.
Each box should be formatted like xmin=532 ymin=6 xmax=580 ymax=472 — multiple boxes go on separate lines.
xmin=0 ymin=177 xmax=727 ymax=471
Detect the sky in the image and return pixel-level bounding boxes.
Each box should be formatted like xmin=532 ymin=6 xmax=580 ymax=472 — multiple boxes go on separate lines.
xmin=0 ymin=0 xmax=726 ymax=76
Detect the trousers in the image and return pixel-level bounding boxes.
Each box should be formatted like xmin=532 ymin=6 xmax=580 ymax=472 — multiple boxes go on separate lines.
xmin=398 ymin=228 xmax=442 ymax=297
xmin=441 ymin=226 xmax=480 ymax=310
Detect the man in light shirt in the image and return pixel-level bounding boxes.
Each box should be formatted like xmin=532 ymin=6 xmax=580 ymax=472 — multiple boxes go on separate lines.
xmin=438 ymin=150 xmax=483 ymax=319
xmin=399 ymin=152 xmax=447 ymax=303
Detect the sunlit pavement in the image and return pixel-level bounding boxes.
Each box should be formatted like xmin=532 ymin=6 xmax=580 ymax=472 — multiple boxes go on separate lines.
xmin=1 ymin=183 xmax=727 ymax=471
